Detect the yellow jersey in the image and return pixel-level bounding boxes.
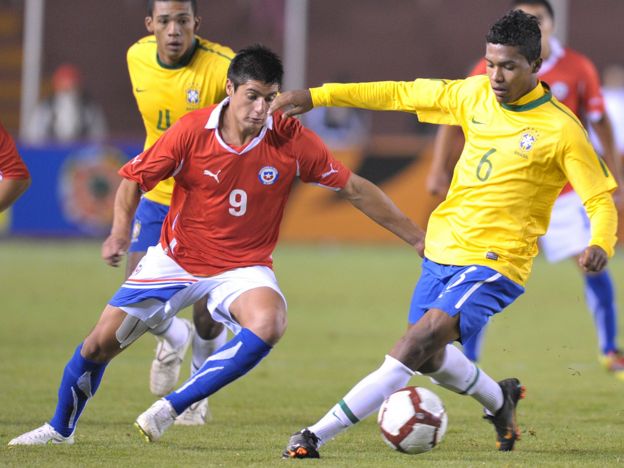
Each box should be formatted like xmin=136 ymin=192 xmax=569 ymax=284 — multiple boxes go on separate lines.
xmin=311 ymin=76 xmax=617 ymax=284
xmin=127 ymin=35 xmax=234 ymax=205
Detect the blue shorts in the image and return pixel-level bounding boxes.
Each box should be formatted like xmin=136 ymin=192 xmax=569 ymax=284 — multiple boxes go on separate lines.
xmin=128 ymin=197 xmax=169 ymax=253
xmin=408 ymin=258 xmax=524 ymax=343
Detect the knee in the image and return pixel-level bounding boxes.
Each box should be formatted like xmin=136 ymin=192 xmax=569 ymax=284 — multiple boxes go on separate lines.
xmin=249 ymin=307 xmax=287 ymax=346
xmin=259 ymin=311 xmax=287 ymax=346
xmin=81 ymin=334 xmax=117 ymax=363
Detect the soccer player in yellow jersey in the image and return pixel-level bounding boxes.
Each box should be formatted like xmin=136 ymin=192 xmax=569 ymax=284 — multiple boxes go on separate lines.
xmin=431 ymin=0 xmax=624 ymax=379
xmin=102 ymin=0 xmax=234 ymax=425
xmin=271 ymin=10 xmax=618 ymax=456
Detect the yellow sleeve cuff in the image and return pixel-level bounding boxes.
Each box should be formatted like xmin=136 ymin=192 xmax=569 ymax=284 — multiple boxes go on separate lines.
xmin=585 ymin=191 xmax=618 ymax=257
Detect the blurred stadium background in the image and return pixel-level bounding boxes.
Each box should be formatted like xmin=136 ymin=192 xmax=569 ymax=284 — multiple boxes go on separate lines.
xmin=0 ymin=0 xmax=623 ymax=240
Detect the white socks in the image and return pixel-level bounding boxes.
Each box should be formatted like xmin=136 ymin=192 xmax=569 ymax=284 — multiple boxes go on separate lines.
xmin=306 ymin=345 xmax=504 ymax=446
xmin=425 ymin=344 xmax=503 ymax=414
xmin=308 ymin=355 xmax=414 ymax=445
xmin=152 ymin=317 xmax=191 ymax=349
xmin=191 ymin=326 xmax=229 ymax=373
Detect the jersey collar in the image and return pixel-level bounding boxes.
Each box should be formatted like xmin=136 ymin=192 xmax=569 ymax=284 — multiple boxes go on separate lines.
xmin=501 ymin=82 xmax=552 ymax=112
xmin=156 ymin=37 xmax=199 ymax=69
xmin=539 ymin=37 xmax=565 ymax=76
xmin=205 ymin=97 xmax=274 ymax=155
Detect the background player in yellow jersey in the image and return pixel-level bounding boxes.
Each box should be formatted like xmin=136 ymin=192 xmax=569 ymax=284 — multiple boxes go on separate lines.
xmin=102 ymin=0 xmax=234 ymax=425
xmin=270 ymin=10 xmax=618 ymax=456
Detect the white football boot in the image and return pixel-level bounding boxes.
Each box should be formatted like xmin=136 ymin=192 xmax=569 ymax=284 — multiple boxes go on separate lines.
xmin=150 ymin=318 xmax=193 ymax=396
xmin=8 ymin=423 xmax=74 ymax=446
xmin=174 ymin=398 xmax=211 ymax=426
xmin=135 ymin=399 xmax=177 ymax=442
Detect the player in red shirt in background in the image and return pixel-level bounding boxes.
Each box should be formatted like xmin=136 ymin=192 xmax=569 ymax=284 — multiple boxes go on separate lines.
xmin=8 ymin=45 xmax=425 ymax=446
xmin=0 ymin=121 xmax=30 ymax=213
xmin=428 ymin=0 xmax=624 ymax=378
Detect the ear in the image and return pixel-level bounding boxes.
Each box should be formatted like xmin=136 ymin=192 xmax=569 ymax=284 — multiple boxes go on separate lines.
xmin=532 ymin=57 xmax=543 ymax=74
xmin=145 ymin=16 xmax=154 ymax=33
xmin=194 ymin=15 xmax=201 ymax=32
xmin=226 ymin=79 xmax=234 ymax=97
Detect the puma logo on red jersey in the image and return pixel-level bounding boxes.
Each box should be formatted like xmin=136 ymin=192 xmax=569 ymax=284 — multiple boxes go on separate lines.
xmin=203 ymin=169 xmax=222 ymax=183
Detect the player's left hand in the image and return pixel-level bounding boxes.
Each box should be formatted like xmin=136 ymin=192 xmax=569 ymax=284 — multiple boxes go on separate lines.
xmin=102 ymin=234 xmax=129 ymax=267
xmin=578 ymin=245 xmax=608 ymax=273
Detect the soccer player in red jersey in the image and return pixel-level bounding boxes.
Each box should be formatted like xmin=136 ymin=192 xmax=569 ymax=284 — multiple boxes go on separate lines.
xmin=0 ymin=121 xmax=30 ymax=213
xmin=429 ymin=0 xmax=624 ymax=377
xmin=8 ymin=45 xmax=425 ymax=446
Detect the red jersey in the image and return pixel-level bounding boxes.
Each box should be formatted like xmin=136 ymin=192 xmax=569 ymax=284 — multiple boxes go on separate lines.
xmin=0 ymin=122 xmax=29 ymax=181
xmin=120 ymin=100 xmax=351 ymax=276
xmin=470 ymin=38 xmax=605 ymax=194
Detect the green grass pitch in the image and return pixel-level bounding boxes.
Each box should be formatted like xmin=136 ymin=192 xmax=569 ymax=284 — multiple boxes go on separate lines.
xmin=1 ymin=240 xmax=623 ymax=467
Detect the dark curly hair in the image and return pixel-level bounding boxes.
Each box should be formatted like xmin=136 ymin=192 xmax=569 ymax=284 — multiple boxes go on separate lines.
xmin=486 ymin=10 xmax=541 ymax=63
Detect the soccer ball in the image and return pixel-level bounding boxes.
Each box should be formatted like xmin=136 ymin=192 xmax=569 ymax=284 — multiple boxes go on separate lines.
xmin=377 ymin=386 xmax=448 ymax=454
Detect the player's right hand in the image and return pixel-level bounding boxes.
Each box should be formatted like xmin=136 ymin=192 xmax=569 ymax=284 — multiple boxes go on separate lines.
xmin=101 ymin=235 xmax=129 ymax=267
xmin=268 ymin=89 xmax=313 ymax=117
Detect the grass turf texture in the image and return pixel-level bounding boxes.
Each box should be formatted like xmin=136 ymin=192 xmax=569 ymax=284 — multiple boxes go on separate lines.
xmin=1 ymin=240 xmax=623 ymax=467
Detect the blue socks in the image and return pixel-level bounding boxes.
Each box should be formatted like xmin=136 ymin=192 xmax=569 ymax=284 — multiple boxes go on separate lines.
xmin=584 ymin=270 xmax=618 ymax=354
xmin=49 ymin=344 xmax=107 ymax=437
xmin=166 ymin=328 xmax=271 ymax=415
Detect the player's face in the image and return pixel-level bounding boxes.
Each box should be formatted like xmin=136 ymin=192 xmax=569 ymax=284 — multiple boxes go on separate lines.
xmin=145 ymin=1 xmax=200 ymax=66
xmin=226 ymin=79 xmax=280 ymax=134
xmin=485 ymin=43 xmax=540 ymax=103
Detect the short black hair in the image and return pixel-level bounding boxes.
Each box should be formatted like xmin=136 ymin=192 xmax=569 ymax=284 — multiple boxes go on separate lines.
xmin=486 ymin=10 xmax=542 ymax=63
xmin=147 ymin=0 xmax=197 ymax=17
xmin=511 ymin=0 xmax=554 ymax=20
xmin=227 ymin=45 xmax=283 ymax=89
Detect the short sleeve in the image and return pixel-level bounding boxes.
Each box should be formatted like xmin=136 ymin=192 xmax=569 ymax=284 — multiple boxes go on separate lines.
xmin=119 ymin=118 xmax=189 ymax=192
xmin=0 ymin=123 xmax=29 ymax=180
xmin=294 ymin=126 xmax=351 ymax=190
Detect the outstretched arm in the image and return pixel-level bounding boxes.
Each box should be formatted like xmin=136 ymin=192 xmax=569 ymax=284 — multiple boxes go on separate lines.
xmin=340 ymin=173 xmax=425 ymax=256
xmin=0 ymin=177 xmax=31 ymax=213
xmin=101 ymin=178 xmax=142 ymax=267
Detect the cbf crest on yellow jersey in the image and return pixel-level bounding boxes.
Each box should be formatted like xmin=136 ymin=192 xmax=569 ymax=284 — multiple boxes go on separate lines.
xmin=311 ymin=76 xmax=617 ymax=285
xmin=127 ymin=35 xmax=234 ymax=205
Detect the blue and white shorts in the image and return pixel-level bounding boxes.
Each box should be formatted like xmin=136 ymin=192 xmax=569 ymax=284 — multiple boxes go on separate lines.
xmin=109 ymin=244 xmax=286 ymax=335
xmin=128 ymin=197 xmax=170 ymax=253
xmin=408 ymin=258 xmax=524 ymax=343
xmin=539 ymin=191 xmax=590 ymax=263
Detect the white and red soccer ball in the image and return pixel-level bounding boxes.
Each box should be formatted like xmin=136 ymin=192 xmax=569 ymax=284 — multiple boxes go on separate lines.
xmin=377 ymin=386 xmax=448 ymax=454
